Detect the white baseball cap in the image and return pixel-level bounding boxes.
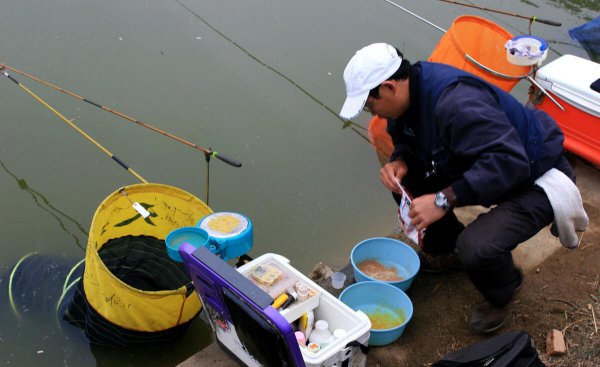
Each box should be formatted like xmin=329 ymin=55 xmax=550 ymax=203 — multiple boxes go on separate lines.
xmin=339 ymin=43 xmax=402 ymax=120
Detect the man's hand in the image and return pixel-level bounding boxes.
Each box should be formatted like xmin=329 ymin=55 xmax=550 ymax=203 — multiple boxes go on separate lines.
xmin=408 ymin=193 xmax=446 ymax=231
xmin=380 ymin=160 xmax=408 ymax=193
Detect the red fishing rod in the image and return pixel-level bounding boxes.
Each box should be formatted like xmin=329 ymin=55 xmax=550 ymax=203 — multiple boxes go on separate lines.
xmin=435 ymin=0 xmax=562 ymax=27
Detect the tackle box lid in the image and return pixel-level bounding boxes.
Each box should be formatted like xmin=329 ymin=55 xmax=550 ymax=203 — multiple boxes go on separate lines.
xmin=181 ymin=246 xmax=371 ymax=367
xmin=182 ymin=245 xmax=305 ymax=366
xmin=535 ymin=55 xmax=600 ymax=116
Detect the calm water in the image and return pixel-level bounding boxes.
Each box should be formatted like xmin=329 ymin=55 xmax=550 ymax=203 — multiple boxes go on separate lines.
xmin=1 ymin=0 xmax=597 ymax=365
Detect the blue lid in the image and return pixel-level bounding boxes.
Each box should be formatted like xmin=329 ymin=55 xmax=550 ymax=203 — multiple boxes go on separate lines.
xmin=511 ymin=35 xmax=549 ymax=51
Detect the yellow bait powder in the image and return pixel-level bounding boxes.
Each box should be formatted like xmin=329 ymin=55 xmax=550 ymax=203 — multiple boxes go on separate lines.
xmin=207 ymin=214 xmax=241 ymax=234
xmin=367 ymin=307 xmax=405 ymax=330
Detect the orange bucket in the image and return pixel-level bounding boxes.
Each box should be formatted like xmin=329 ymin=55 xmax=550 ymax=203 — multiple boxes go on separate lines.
xmin=428 ymin=15 xmax=530 ymax=92
xmin=368 ymin=115 xmax=394 ymax=165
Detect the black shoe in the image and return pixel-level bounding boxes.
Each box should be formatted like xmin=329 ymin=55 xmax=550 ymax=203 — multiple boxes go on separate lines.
xmin=469 ymin=302 xmax=508 ymax=333
xmin=469 ymin=270 xmax=523 ymax=333
xmin=418 ymin=251 xmax=464 ymax=273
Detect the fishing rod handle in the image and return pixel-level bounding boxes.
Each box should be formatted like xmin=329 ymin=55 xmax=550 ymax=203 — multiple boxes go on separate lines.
xmin=533 ymin=17 xmax=561 ymax=27
xmin=212 ymin=151 xmax=242 ymax=167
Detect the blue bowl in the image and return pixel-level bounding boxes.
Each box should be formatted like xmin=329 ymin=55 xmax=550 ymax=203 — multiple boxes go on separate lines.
xmin=165 ymin=227 xmax=210 ymax=262
xmin=350 ymin=237 xmax=420 ymax=291
xmin=339 ymin=281 xmax=413 ymax=346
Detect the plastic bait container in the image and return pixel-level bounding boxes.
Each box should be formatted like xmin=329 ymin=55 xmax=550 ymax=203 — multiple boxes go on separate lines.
xmin=197 ymin=212 xmax=253 ymax=261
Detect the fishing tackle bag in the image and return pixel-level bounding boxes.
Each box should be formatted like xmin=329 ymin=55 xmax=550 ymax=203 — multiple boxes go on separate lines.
xmin=432 ymin=331 xmax=545 ymax=367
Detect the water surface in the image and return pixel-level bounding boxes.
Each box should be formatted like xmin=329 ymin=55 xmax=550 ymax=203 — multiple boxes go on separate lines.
xmin=1 ymin=0 xmax=597 ymax=365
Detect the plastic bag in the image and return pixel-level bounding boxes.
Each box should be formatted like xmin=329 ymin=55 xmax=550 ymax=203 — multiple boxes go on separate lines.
xmin=395 ymin=179 xmax=424 ymax=248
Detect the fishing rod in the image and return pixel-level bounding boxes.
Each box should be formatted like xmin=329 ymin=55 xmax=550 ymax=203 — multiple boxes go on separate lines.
xmin=435 ymin=0 xmax=561 ymax=27
xmin=384 ymin=0 xmax=447 ymax=33
xmin=384 ymin=0 xmax=561 ymax=33
xmin=0 ymin=62 xmax=242 ymax=169
xmin=174 ymin=0 xmax=377 ymax=154
xmin=1 ymin=67 xmax=148 ymax=183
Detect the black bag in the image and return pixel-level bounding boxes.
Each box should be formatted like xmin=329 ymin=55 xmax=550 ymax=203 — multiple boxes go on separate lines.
xmin=432 ymin=331 xmax=545 ymax=367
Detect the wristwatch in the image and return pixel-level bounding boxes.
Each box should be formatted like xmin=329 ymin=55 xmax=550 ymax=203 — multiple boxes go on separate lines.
xmin=434 ymin=191 xmax=451 ymax=211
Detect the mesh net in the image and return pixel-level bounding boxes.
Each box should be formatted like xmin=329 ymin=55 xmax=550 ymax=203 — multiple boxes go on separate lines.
xmin=428 ymin=15 xmax=530 ymax=92
xmin=63 ymin=183 xmax=212 ymax=346
xmin=569 ymin=16 xmax=600 ymax=62
xmin=98 ymin=236 xmax=190 ymax=292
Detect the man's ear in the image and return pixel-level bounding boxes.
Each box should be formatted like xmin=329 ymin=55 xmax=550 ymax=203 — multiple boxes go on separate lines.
xmin=380 ymin=80 xmax=397 ymax=95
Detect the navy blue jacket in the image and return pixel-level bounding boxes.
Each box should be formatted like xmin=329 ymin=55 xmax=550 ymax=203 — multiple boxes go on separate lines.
xmin=387 ymin=62 xmax=569 ymax=207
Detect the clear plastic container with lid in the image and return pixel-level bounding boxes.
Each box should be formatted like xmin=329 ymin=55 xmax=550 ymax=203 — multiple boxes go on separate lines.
xmin=308 ymin=320 xmax=333 ymax=346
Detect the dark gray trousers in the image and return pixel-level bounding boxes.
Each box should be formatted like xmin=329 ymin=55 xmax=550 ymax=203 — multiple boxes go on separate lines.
xmin=419 ymin=184 xmax=553 ymax=308
xmin=397 ymin=155 xmax=573 ymax=308
xmin=457 ymin=185 xmax=553 ymax=308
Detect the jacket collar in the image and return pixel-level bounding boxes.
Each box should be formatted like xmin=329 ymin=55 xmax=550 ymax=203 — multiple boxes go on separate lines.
xmin=399 ymin=63 xmax=421 ymax=135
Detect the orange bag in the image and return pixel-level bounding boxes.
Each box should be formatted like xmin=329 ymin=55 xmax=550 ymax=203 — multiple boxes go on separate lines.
xmin=368 ymin=115 xmax=394 ymax=165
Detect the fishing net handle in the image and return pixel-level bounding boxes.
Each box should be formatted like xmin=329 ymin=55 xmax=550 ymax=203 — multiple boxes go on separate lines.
xmin=465 ymin=53 xmax=531 ymax=80
xmin=465 ymin=54 xmax=564 ymax=111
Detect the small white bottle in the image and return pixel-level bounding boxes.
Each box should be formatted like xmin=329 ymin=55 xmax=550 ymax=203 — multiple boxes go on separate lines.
xmin=308 ymin=320 xmax=333 ymax=346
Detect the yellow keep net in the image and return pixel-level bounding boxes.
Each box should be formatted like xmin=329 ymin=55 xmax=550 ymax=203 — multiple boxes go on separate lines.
xmin=83 ymin=183 xmax=212 ymax=332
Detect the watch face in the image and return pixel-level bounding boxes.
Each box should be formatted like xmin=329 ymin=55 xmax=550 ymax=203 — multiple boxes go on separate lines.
xmin=435 ymin=192 xmax=447 ymax=208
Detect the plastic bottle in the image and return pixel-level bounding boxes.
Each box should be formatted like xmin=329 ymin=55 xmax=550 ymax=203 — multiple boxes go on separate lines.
xmin=308 ymin=320 xmax=333 ymax=346
xmin=295 ymin=331 xmax=306 ymax=346
xmin=295 ymin=281 xmax=310 ymax=302
xmin=299 ymin=311 xmax=315 ymax=340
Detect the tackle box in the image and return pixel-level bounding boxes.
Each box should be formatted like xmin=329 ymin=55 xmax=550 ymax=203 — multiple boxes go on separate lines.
xmin=180 ymin=245 xmax=371 ymax=367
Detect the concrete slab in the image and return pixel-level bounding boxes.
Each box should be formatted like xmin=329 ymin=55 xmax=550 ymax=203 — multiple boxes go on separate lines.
xmin=178 ymin=343 xmax=238 ymax=367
